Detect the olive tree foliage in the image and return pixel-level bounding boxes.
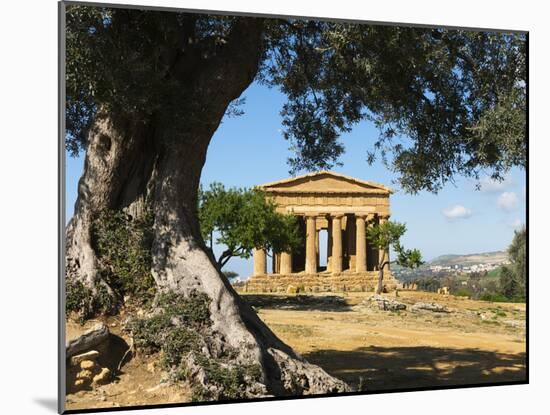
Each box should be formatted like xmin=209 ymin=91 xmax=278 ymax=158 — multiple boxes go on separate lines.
xmin=366 ymin=221 xmax=423 ymax=294
xmin=262 ymin=23 xmax=526 ymax=192
xmin=66 ymin=7 xmax=526 ymax=194
xmin=198 ymin=183 xmax=301 ymax=269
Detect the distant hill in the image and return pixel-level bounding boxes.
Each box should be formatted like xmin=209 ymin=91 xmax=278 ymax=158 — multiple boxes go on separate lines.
xmin=428 ymin=251 xmax=508 ymax=267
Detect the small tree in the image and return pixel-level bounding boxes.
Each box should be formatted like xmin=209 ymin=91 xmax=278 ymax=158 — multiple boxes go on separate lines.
xmin=367 ymin=220 xmax=423 ymax=294
xmin=499 ymin=266 xmax=520 ymax=299
xmin=499 ymin=225 xmax=526 ymax=300
xmin=199 ymin=183 xmax=302 ymax=269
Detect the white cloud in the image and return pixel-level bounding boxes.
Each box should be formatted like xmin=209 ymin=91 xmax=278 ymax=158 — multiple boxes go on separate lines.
xmin=442 ymin=204 xmax=472 ymax=220
xmin=478 ymin=175 xmax=513 ymax=192
xmin=497 ymin=192 xmax=519 ymax=211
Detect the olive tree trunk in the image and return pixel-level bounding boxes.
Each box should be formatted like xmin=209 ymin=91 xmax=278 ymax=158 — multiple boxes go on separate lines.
xmin=65 ymin=19 xmax=349 ymax=397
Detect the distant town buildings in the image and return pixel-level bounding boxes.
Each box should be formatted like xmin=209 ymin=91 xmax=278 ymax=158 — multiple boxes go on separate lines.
xmin=392 ymin=258 xmax=511 ymax=281
xmin=428 ymin=261 xmax=510 ymax=274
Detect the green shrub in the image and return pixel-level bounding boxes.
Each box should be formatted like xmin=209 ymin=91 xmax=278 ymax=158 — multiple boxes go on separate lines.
xmin=188 ymin=354 xmax=262 ymax=401
xmin=66 ymin=278 xmax=117 ymax=320
xmin=129 ymin=313 xmax=172 ymax=353
xmin=92 ymin=208 xmax=156 ymax=303
xmin=156 ymin=292 xmax=211 ymax=326
xmin=129 ymin=291 xmax=211 ymax=360
xmin=163 ymin=328 xmax=200 ymax=368
xmin=455 ymin=288 xmax=472 ymax=297
xmin=66 ymin=279 xmax=93 ymax=317
xmin=480 ymin=293 xmax=511 ymax=302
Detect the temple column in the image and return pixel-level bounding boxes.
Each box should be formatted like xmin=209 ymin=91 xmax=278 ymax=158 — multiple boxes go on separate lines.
xmin=305 ymin=214 xmax=317 ymax=274
xmin=331 ymin=213 xmax=344 ymax=273
xmin=366 ymin=213 xmax=375 ymax=270
xmin=355 ymin=214 xmax=367 ymax=272
xmin=272 ymin=252 xmax=279 ymax=274
xmin=253 ymin=248 xmax=267 ymax=276
xmin=315 ymin=230 xmax=320 ymax=266
xmin=379 ymin=215 xmax=390 ymax=274
xmin=280 ymin=252 xmax=292 ymax=274
xmin=327 ymin=217 xmax=333 ymax=272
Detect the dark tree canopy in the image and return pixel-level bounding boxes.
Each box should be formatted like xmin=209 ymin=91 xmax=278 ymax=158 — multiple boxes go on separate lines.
xmin=66 ymin=6 xmax=526 ymax=194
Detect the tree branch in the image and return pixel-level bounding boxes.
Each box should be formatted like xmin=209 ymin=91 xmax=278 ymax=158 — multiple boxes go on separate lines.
xmin=217 ymin=249 xmax=233 ymax=268
xmin=379 ymin=260 xmax=390 ymax=270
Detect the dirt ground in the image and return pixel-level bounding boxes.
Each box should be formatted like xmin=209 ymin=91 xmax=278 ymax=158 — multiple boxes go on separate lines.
xmin=65 ymin=290 xmax=526 ymax=409
xmin=65 ymin=315 xmax=192 ymax=411
xmin=244 ymin=290 xmax=526 ymax=391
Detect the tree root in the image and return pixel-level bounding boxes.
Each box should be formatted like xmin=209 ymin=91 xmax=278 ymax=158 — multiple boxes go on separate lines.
xmin=125 ymin=291 xmax=351 ymax=401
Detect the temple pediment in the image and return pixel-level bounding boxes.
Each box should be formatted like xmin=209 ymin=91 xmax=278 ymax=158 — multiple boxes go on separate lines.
xmin=259 ymin=171 xmax=392 ymax=195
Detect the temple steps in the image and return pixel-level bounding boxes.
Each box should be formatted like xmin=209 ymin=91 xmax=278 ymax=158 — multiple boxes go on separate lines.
xmin=241 ymin=271 xmax=398 ymax=293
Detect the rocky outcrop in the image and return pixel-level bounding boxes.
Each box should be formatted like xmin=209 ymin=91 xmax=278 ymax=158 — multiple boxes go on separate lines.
xmin=66 ymin=322 xmax=109 ymax=358
xmin=366 ymin=295 xmax=407 ymax=311
xmin=411 ymin=302 xmax=450 ymax=313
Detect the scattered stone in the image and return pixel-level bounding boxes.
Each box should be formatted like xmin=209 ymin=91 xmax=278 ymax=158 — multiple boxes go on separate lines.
xmin=145 ymin=384 xmax=169 ymax=393
xmin=80 ymin=360 xmax=96 ymax=370
xmin=66 ymin=322 xmax=110 ymax=358
xmin=411 ymin=302 xmax=450 ymax=313
xmin=93 ymin=367 xmax=112 ymax=385
xmin=70 ymin=350 xmax=100 ymax=366
xmin=77 ymin=369 xmax=94 ymax=380
xmin=147 ymin=362 xmax=156 ymax=373
xmin=367 ymin=295 xmax=407 ymax=311
xmin=437 ymin=287 xmax=450 ymax=295
xmin=502 ymin=319 xmax=526 ymax=328
xmin=74 ymin=379 xmax=85 ymax=387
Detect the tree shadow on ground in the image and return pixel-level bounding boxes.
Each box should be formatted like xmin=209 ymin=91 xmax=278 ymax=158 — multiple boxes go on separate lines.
xmin=242 ymin=294 xmax=352 ymax=312
xmin=304 ymin=346 xmax=526 ymax=391
xmin=98 ymin=333 xmax=132 ymax=372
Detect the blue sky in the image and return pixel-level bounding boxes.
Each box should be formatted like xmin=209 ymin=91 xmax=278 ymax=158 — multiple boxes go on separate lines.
xmin=66 ymin=82 xmax=526 ymax=279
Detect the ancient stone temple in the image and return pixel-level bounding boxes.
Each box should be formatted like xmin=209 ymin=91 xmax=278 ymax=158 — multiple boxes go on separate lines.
xmin=245 ymin=171 xmax=399 ymax=293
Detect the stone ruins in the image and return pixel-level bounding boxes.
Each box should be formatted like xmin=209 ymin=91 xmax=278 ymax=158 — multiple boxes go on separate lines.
xmin=245 ymin=171 xmax=399 ymax=293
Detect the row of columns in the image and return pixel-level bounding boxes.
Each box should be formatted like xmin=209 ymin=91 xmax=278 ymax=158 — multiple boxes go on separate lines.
xmin=253 ymin=213 xmax=389 ymax=275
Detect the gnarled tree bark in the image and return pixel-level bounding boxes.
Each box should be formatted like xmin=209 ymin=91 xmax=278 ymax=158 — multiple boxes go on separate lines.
xmin=66 ymin=18 xmax=350 ymax=397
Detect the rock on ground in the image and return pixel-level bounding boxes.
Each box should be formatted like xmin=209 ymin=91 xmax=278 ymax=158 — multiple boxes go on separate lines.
xmin=70 ymin=350 xmax=100 ymax=366
xmin=66 ymin=322 xmax=109 ymax=358
xmin=411 ymin=302 xmax=449 ymax=313
xmin=366 ymin=295 xmax=407 ymax=311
